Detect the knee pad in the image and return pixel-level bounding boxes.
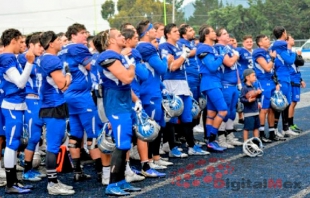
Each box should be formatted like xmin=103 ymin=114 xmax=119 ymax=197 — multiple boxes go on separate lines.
xmin=87 ymin=138 xmax=98 ymax=150
xmin=68 ymin=136 xmax=82 ymax=149
xmin=207 ymin=116 xmax=215 ymax=120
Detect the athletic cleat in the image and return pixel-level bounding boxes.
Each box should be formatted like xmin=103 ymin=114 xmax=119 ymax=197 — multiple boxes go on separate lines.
xmin=5 ymin=185 xmax=31 ymax=194
xmin=227 ymin=133 xmax=243 ymax=146
xmin=119 ymin=180 xmax=141 ymax=192
xmin=207 ymin=141 xmax=225 ymax=152
xmin=218 ymin=135 xmax=234 ymax=149
xmin=162 ymin=142 xmax=183 ymax=153
xmin=16 ymin=181 xmax=34 ymax=189
xmin=293 ymin=124 xmax=303 ymax=132
xmin=193 ymin=125 xmax=204 ymax=133
xmin=22 ymin=171 xmax=42 ymax=182
xmin=153 ymin=159 xmax=173 ymax=166
xmin=105 ymin=184 xmax=130 ymax=196
xmin=125 ymin=169 xmax=145 ymax=183
xmin=149 ymin=161 xmax=167 ymax=170
xmin=74 ymin=172 xmax=91 ymax=182
xmin=270 ymin=135 xmax=286 ymax=141
xmin=47 ymin=182 xmax=75 ymax=195
xmin=260 ymin=137 xmax=272 ymax=143
xmin=284 ymin=128 xmax=299 ymax=136
xmin=275 ymin=128 xmax=284 ymax=138
xmin=141 ymin=168 xmax=166 ymax=178
xmin=102 ymin=175 xmax=110 ymax=186
xmin=16 ymin=164 xmax=24 ymax=172
xmin=290 ymin=125 xmax=302 ymax=133
xmin=30 ymin=169 xmax=46 ymax=178
xmin=188 ymin=145 xmax=210 ymax=155
xmin=169 ymin=146 xmax=188 ymax=158
xmin=58 ymin=180 xmax=73 ymax=190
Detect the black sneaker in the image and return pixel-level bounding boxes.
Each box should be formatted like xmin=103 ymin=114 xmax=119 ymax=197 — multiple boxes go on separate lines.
xmin=260 ymin=137 xmax=272 ymax=143
xmin=74 ymin=172 xmax=91 ymax=182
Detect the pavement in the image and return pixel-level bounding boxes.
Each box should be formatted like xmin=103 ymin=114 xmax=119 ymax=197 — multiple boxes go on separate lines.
xmin=2 ymin=64 xmax=310 ymax=197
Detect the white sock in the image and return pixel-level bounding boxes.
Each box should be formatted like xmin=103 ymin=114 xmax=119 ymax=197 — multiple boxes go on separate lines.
xmin=0 ymin=160 xmax=2 ymax=169
xmin=4 ymin=147 xmax=16 ymax=168
xmin=102 ymin=166 xmax=110 ymax=178
xmin=125 ymin=161 xmax=131 ymax=174
xmin=219 ymin=122 xmax=226 ymax=131
xmin=225 ymin=119 xmax=234 ymax=130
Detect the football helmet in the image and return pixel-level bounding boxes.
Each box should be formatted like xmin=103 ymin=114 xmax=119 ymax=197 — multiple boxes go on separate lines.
xmin=19 ymin=124 xmax=29 ymax=151
xmin=237 ymin=99 xmax=244 ymax=113
xmin=198 ymin=94 xmax=207 ymax=110
xmin=191 ymin=96 xmax=201 ymax=119
xmin=271 ymin=90 xmax=288 ymax=112
xmin=243 ymin=137 xmax=264 ymax=157
xmin=134 ymin=111 xmax=160 ymax=142
xmin=97 ymin=122 xmax=115 ymax=154
xmin=162 ymin=93 xmax=184 ymax=117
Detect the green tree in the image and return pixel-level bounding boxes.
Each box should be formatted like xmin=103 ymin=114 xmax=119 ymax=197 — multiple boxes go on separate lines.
xmin=101 ymin=0 xmax=185 ymax=29
xmin=101 ymin=0 xmax=115 ymax=20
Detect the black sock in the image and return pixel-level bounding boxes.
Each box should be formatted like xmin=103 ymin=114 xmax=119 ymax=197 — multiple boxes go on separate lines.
xmin=141 ymin=161 xmax=151 ymax=171
xmin=209 ymin=134 xmax=216 ymax=142
xmin=72 ymin=158 xmax=82 ymax=173
xmin=259 ymin=125 xmax=265 ymax=137
xmin=288 ymin=117 xmax=294 ymax=126
xmin=109 ymin=148 xmax=127 ymax=184
xmin=24 ymin=160 xmax=33 ymax=173
xmin=274 ymin=121 xmax=279 ymax=129
xmin=46 ymin=151 xmax=58 ymax=183
xmin=94 ymin=158 xmax=102 ymax=175
xmin=218 ymin=131 xmax=225 ymax=136
xmin=5 ymin=167 xmax=15 ymax=187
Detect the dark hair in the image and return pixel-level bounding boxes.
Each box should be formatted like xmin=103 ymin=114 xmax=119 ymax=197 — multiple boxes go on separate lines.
xmin=121 ymin=29 xmax=136 ymax=40
xmin=229 ymin=34 xmax=235 ymax=39
xmin=153 ymin=22 xmax=164 ymax=30
xmin=120 ymin=22 xmax=133 ymax=32
xmin=136 ymin=20 xmax=150 ymax=39
xmin=215 ymin=27 xmax=226 ymax=37
xmin=243 ymin=35 xmax=252 ymax=41
xmin=164 ymin=23 xmax=177 ymax=39
xmin=65 ymin=23 xmax=86 ymax=40
xmin=1 ymin=28 xmax=22 ymax=47
xmin=179 ymin=24 xmax=190 ymax=39
xmin=57 ymin=32 xmax=66 ymax=38
xmin=26 ymin=32 xmax=42 ymax=48
xmin=40 ymin=31 xmax=57 ymax=50
xmin=198 ymin=25 xmax=212 ymax=43
xmin=273 ymin=26 xmax=286 ymax=39
xmin=93 ymin=31 xmax=105 ymax=53
xmin=255 ymin=34 xmax=267 ymax=47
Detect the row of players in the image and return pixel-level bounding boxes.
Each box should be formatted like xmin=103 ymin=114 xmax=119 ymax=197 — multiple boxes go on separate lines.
xmin=0 ymin=20 xmax=304 ymax=196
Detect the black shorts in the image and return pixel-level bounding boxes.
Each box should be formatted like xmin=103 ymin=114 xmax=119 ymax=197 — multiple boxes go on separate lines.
xmin=243 ymin=115 xmax=260 ymax=131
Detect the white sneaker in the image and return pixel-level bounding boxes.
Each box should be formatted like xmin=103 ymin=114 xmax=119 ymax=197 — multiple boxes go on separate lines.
xmin=284 ymin=128 xmax=299 ymax=136
xmin=188 ymin=145 xmax=210 ymax=155
xmin=226 ymin=133 xmax=243 ymax=146
xmin=129 ymin=145 xmax=140 ymax=160
xmin=162 ymin=142 xmax=183 ymax=153
xmin=218 ymin=134 xmax=234 ymax=149
xmin=58 ymin=180 xmax=73 ymax=190
xmin=275 ymin=128 xmax=284 ymax=138
xmin=193 ymin=125 xmax=204 ymax=133
xmin=229 ymin=132 xmax=239 ymax=141
xmin=125 ymin=169 xmax=145 ymax=183
xmin=153 ymin=159 xmax=173 ymax=166
xmin=16 ymin=164 xmax=24 ymax=172
xmin=0 ymin=168 xmax=6 ymax=178
xmin=149 ymin=161 xmax=167 ymax=170
xmin=47 ymin=182 xmax=75 ymax=195
xmin=159 ymin=145 xmax=165 ymax=155
xmin=0 ymin=180 xmax=6 ymax=187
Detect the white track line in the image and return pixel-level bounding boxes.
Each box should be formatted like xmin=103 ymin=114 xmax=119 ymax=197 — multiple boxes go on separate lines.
xmin=130 ymin=130 xmax=310 ymax=197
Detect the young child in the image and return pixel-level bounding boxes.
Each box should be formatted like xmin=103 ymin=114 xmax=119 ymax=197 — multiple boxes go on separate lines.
xmin=240 ymin=69 xmax=262 ymax=141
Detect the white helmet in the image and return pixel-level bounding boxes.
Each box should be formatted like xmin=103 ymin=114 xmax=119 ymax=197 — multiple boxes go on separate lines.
xmin=32 ymin=152 xmax=42 ymax=168
xmin=191 ymin=96 xmax=201 ymax=119
xmin=237 ymin=99 xmax=244 ymax=113
xmin=97 ymin=122 xmax=115 ymax=154
xmin=243 ymin=137 xmax=264 ymax=157
xmin=271 ymin=90 xmax=288 ymax=112
xmin=134 ymin=111 xmax=160 ymax=142
xmin=198 ymin=94 xmax=207 ymax=110
xmin=162 ymin=93 xmax=184 ymax=118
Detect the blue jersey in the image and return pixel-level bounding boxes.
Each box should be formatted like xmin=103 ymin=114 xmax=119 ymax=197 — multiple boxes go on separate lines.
xmin=17 ymin=53 xmax=40 ymax=95
xmin=196 ymin=43 xmax=223 ymax=91
xmin=96 ymin=50 xmax=132 ymax=116
xmin=271 ymin=40 xmax=295 ymax=83
xmin=0 ymin=53 xmax=26 ymax=103
xmin=136 ymin=42 xmax=167 ymax=103
xmin=59 ymin=43 xmax=94 ymax=114
xmin=36 ymin=53 xmax=66 ymax=108
xmin=130 ymin=49 xmax=148 ymax=97
xmin=214 ymin=44 xmax=238 ymax=85
xmin=177 ymin=38 xmax=199 ymax=78
xmin=252 ymin=48 xmax=273 ymax=82
xmin=90 ymin=52 xmax=101 ymax=90
xmin=159 ymin=42 xmax=186 ymax=80
xmin=237 ymin=47 xmax=253 ymax=81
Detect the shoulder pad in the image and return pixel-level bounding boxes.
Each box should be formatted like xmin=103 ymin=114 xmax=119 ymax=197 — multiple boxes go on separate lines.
xmin=100 ymin=58 xmax=117 ymax=68
xmin=198 ymin=52 xmax=208 ymax=58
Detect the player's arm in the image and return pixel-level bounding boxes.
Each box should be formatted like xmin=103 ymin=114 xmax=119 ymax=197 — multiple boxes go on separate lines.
xmin=256 ymin=57 xmax=275 ymax=72
xmin=5 ymin=51 xmax=34 ymax=89
xmin=223 ymin=50 xmax=239 ymax=67
xmin=102 ymin=59 xmax=135 ymax=85
xmin=201 ymin=53 xmax=224 ymax=73
xmin=280 ymin=50 xmax=296 ymax=65
xmin=148 ymin=55 xmax=168 ymax=75
xmin=50 ymin=70 xmax=71 ymax=92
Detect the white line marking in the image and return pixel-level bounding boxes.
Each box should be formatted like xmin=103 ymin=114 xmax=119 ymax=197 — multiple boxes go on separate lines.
xmin=130 ymin=130 xmax=310 ymax=197
xmin=290 ymin=185 xmax=310 ymax=198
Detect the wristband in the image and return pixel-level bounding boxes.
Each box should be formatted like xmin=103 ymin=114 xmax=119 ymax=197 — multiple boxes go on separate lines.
xmin=270 ymin=57 xmax=275 ymax=62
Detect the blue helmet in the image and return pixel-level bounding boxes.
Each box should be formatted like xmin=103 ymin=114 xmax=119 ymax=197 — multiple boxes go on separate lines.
xmin=97 ymin=122 xmax=115 ymax=154
xmin=134 ymin=111 xmax=160 ymax=142
xmin=271 ymin=90 xmax=288 ymax=112
xmin=191 ymin=96 xmax=201 ymax=118
xmin=162 ymin=93 xmax=184 ymax=117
